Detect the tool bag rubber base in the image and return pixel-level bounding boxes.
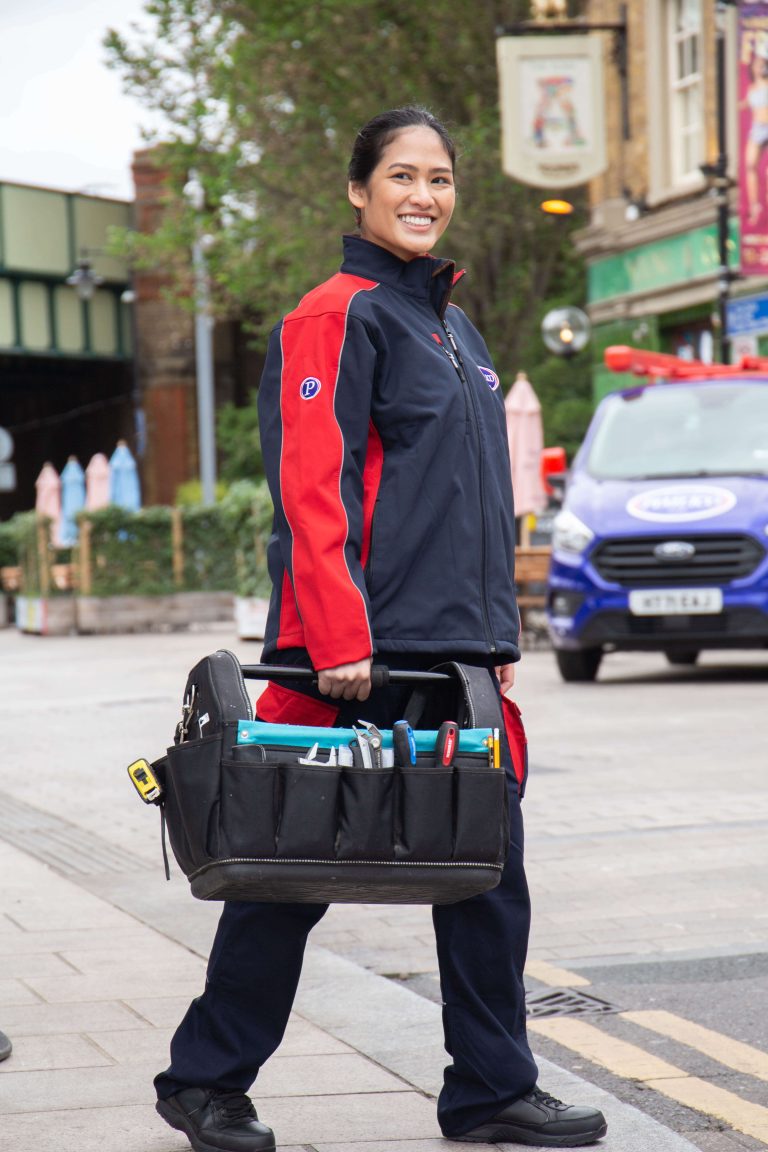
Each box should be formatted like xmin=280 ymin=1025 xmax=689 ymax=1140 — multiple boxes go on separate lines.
xmin=154 ymin=651 xmax=509 ymax=905
xmin=189 ymin=860 xmax=501 ymax=904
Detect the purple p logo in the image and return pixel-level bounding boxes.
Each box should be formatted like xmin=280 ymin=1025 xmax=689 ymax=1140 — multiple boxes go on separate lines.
xmin=299 ymin=376 xmax=322 ymax=400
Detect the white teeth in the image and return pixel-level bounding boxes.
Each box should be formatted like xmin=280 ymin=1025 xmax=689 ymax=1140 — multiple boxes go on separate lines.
xmin=401 ymin=215 xmax=433 ymax=226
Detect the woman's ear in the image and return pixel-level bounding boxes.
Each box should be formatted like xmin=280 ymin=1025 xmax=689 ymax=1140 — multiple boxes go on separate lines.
xmin=348 ymin=180 xmax=365 ymax=210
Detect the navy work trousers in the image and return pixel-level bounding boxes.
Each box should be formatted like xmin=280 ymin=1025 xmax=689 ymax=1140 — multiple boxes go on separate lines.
xmin=154 ymin=671 xmax=539 ymax=1138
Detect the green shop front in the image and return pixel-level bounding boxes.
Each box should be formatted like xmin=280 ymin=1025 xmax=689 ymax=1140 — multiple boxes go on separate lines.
xmin=584 ymin=218 xmax=748 ymax=401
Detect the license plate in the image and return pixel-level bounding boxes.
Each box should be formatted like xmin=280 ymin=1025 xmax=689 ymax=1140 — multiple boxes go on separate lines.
xmin=628 ymin=588 xmax=724 ymax=616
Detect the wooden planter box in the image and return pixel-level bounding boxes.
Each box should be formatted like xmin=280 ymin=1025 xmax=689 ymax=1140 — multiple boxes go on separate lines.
xmin=16 ymin=595 xmax=77 ymax=636
xmin=75 ymin=591 xmax=234 ymax=634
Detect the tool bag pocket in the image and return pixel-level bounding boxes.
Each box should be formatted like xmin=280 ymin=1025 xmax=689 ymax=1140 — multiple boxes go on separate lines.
xmin=337 ymin=766 xmax=395 ymax=860
xmin=164 ymin=734 xmax=224 ymax=872
xmin=453 ymin=762 xmax=507 ymax=861
xmin=219 ymin=753 xmax=279 ymax=859
xmin=277 ymin=762 xmax=341 ymax=857
xmin=396 ymin=762 xmax=454 ymax=861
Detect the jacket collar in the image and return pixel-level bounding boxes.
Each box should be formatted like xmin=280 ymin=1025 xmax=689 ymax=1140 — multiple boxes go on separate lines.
xmin=340 ymin=234 xmax=462 ymax=317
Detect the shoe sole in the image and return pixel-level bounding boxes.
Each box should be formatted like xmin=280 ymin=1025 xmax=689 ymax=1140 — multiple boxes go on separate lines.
xmin=155 ymin=1099 xmax=276 ymax=1152
xmin=453 ymin=1119 xmax=608 ymax=1147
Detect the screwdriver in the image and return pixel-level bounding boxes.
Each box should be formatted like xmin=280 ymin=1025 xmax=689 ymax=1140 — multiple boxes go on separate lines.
xmin=393 ymin=720 xmax=417 ymax=767
xmin=434 ymin=721 xmax=459 ymax=768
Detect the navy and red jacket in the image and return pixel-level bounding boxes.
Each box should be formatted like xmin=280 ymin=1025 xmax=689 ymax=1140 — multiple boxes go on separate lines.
xmin=257 ymin=234 xmax=520 ymax=672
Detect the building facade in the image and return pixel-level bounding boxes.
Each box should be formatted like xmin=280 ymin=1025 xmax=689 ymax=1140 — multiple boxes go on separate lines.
xmin=0 ymin=183 xmax=135 ymax=518
xmin=577 ymin=0 xmax=760 ymax=398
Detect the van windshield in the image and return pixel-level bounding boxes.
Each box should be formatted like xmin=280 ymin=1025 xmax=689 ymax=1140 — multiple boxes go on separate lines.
xmin=586 ymin=380 xmax=768 ymax=479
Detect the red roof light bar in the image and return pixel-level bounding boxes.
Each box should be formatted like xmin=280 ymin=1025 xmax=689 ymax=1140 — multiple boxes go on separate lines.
xmin=604 ymin=344 xmax=768 ymax=380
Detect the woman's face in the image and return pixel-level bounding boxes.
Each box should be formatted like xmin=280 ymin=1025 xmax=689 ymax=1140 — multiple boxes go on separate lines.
xmin=348 ymin=125 xmax=455 ymax=262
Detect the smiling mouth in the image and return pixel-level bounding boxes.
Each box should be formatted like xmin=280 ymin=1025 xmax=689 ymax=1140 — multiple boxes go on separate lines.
xmin=400 ymin=214 xmax=434 ymax=227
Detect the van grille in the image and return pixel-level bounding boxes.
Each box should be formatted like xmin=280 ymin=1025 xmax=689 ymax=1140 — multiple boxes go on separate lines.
xmin=591 ymin=534 xmax=765 ymax=586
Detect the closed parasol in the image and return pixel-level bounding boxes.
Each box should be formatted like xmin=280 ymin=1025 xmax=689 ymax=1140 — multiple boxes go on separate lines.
xmin=35 ymin=462 xmax=63 ymax=547
xmin=109 ymin=440 xmax=141 ymax=511
xmin=85 ymin=453 xmax=111 ymax=511
xmin=59 ymin=456 xmax=86 ymax=546
xmin=504 ymin=371 xmax=547 ymax=521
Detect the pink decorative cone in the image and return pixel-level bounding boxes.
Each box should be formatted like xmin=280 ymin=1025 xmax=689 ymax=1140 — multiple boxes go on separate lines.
xmin=504 ymin=372 xmax=547 ymax=519
xmin=85 ymin=453 xmax=111 ymax=511
xmin=35 ymin=462 xmax=63 ymax=547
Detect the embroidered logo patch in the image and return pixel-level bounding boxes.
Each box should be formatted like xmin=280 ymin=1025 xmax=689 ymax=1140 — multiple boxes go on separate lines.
xmin=478 ymin=365 xmax=500 ymax=391
xmin=299 ymin=376 xmax=322 ymax=400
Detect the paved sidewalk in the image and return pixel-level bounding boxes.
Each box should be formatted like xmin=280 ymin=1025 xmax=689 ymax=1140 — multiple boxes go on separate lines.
xmin=4 ymin=625 xmax=762 ymax=1152
xmin=0 ymin=837 xmax=700 ymax=1152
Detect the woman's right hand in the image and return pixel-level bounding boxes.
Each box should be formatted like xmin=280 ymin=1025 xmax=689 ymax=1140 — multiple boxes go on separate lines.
xmin=317 ymin=659 xmax=372 ymax=702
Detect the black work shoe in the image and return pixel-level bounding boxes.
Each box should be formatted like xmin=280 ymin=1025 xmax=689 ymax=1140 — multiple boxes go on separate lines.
xmin=0 ymin=1031 xmax=11 ymax=1062
xmin=156 ymin=1087 xmax=275 ymax=1152
xmin=454 ymin=1086 xmax=607 ymax=1147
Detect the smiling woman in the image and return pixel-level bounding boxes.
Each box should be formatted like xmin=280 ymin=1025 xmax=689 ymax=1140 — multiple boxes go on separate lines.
xmin=347 ymin=120 xmax=456 ymax=262
xmin=153 ymin=104 xmax=607 ymax=1152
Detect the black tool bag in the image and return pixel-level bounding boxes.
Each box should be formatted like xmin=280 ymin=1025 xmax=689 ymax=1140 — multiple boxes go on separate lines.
xmin=151 ymin=651 xmax=509 ymax=905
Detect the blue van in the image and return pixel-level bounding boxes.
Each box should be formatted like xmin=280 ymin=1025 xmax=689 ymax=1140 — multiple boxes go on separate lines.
xmin=546 ymin=346 xmax=768 ymax=681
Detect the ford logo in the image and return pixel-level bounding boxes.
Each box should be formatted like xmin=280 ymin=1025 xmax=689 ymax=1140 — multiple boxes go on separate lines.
xmin=654 ymin=541 xmax=696 ymax=562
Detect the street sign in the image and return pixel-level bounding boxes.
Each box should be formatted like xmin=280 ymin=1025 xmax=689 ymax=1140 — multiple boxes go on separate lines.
xmin=726 ymin=293 xmax=768 ymax=337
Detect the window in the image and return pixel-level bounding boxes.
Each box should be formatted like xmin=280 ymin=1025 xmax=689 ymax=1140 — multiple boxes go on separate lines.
xmin=646 ymin=0 xmax=711 ymax=200
xmin=667 ymin=0 xmax=704 ymax=183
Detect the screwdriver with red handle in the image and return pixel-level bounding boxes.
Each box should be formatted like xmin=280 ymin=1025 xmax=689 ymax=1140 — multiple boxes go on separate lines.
xmin=434 ymin=721 xmax=459 ymax=767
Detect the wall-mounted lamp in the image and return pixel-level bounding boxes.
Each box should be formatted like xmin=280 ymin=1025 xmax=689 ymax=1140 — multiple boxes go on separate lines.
xmin=623 ymin=189 xmax=647 ymax=223
xmin=66 ymin=255 xmax=104 ymax=301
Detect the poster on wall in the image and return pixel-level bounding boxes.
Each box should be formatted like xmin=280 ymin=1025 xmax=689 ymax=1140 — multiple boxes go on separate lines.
xmin=496 ymin=35 xmax=606 ymax=189
xmin=739 ymin=1 xmax=768 ymax=275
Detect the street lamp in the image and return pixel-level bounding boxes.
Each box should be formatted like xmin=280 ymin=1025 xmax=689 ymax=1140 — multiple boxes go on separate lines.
xmin=183 ymin=170 xmax=217 ymax=507
xmin=541 ymin=307 xmax=591 ymax=359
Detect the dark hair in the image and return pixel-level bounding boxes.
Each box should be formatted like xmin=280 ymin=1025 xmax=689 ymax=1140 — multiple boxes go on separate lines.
xmin=347 ymin=105 xmax=456 ymax=186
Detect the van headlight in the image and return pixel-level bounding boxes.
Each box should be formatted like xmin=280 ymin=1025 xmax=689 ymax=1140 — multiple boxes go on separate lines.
xmin=552 ymin=509 xmax=594 ymax=556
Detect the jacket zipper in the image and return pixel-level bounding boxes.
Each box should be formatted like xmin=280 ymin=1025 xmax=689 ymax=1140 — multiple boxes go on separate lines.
xmin=439 ymin=316 xmax=496 ymax=656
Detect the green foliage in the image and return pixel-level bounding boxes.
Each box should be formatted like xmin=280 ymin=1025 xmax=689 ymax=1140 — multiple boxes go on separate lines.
xmin=219 ymin=479 xmax=273 ymax=596
xmin=79 ymin=504 xmax=240 ymax=596
xmin=524 ymin=352 xmax=593 ymax=461
xmin=105 ymin=0 xmax=592 ymax=452
xmin=7 ymin=513 xmax=45 ymax=597
xmin=80 ymin=506 xmax=177 ymax=596
xmin=2 ymin=512 xmax=72 ymax=597
xmin=217 ymin=390 xmax=263 ymax=482
xmin=180 ymin=504 xmax=239 ymax=590
xmin=0 ymin=520 xmax=17 ymax=570
xmin=175 ymin=478 xmax=230 ymax=505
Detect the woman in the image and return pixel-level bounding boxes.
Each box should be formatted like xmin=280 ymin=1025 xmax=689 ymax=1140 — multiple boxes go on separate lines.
xmin=154 ymin=106 xmax=607 ymax=1151
xmin=743 ymin=49 xmax=768 ymax=227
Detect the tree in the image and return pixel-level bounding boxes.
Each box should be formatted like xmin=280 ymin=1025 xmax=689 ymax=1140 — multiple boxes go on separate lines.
xmin=106 ymin=0 xmax=592 ymax=460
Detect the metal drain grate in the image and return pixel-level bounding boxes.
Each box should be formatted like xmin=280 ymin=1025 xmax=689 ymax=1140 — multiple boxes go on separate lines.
xmin=526 ymin=987 xmax=619 ymax=1018
xmin=0 ymin=794 xmax=153 ymax=878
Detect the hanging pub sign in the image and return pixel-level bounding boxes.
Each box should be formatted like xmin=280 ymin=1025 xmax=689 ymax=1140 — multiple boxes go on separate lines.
xmin=738 ymin=1 xmax=768 ymax=276
xmin=496 ymin=34 xmax=606 ymax=189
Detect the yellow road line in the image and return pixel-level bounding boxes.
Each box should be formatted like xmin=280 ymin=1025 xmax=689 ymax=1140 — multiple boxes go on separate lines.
xmin=622 ymin=1010 xmax=768 ymax=1085
xmin=529 ymin=1017 xmax=768 ymax=1145
xmin=524 ymin=959 xmax=590 ymax=987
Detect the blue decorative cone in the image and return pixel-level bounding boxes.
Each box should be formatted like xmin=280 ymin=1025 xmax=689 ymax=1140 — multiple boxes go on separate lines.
xmin=109 ymin=440 xmax=141 ymax=511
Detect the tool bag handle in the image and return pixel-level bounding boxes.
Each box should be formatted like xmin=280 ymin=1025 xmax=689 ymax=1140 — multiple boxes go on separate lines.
xmin=240 ymin=663 xmax=451 ymax=688
xmin=241 ymin=661 xmax=502 ymax=733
